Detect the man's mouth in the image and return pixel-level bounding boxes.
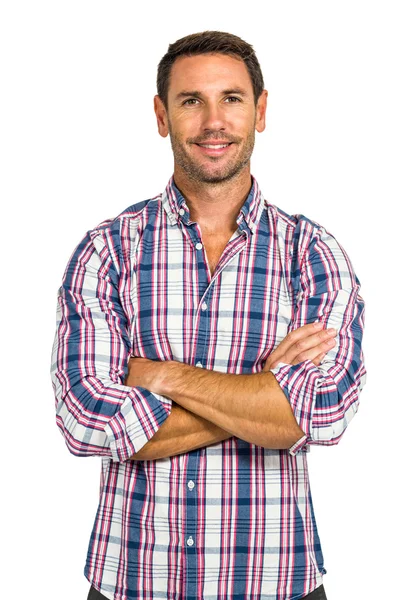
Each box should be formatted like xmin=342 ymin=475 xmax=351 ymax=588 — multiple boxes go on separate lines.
xmin=197 ymin=143 xmax=231 ymax=149
xmin=194 ymin=142 xmax=234 ymax=155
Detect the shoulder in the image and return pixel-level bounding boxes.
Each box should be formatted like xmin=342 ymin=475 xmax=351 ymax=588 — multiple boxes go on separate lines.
xmin=265 ymin=201 xmax=333 ymax=256
xmin=90 ymin=194 xmax=162 ymax=239
xmin=73 ymin=194 xmax=163 ymax=276
xmin=266 ymin=201 xmax=324 ymax=237
xmin=93 ymin=192 xmax=162 ymax=239
xmin=265 ymin=201 xmax=356 ymax=279
xmin=267 ymin=202 xmax=359 ymax=292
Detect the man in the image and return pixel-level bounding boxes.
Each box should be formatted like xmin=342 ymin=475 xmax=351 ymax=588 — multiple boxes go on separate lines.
xmin=51 ymin=30 xmax=366 ymax=600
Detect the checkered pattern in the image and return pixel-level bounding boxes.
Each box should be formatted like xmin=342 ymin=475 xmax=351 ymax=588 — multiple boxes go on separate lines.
xmin=50 ymin=174 xmax=366 ymax=599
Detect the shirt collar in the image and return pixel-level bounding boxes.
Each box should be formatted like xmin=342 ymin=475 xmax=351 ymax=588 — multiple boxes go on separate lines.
xmin=161 ymin=173 xmax=266 ymax=234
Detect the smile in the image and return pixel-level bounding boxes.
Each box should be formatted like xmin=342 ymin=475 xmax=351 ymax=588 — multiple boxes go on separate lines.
xmin=195 ymin=143 xmax=234 ymax=156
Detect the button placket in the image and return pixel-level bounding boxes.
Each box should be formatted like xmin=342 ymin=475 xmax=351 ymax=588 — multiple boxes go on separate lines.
xmin=184 ymin=453 xmax=199 ymax=597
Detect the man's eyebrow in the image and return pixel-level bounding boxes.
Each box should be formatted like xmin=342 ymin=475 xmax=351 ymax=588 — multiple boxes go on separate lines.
xmin=175 ymin=88 xmax=249 ymax=101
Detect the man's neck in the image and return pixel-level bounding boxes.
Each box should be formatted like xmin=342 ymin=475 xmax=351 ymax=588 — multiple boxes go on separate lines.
xmin=173 ymin=167 xmax=252 ymax=234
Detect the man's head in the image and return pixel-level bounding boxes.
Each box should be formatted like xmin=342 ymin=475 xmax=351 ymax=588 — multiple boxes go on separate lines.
xmin=154 ymin=31 xmax=268 ymax=185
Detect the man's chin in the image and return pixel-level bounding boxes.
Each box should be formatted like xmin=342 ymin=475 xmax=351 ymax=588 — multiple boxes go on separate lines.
xmin=187 ymin=162 xmax=243 ymax=184
xmin=190 ymin=171 xmax=234 ymax=184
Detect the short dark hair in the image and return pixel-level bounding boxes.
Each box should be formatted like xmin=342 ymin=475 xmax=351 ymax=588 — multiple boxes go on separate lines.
xmin=156 ymin=30 xmax=265 ymax=111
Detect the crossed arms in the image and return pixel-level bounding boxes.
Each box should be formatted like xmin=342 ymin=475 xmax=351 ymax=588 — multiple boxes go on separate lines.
xmin=50 ymin=224 xmax=366 ymax=463
xmin=125 ymin=322 xmax=337 ymax=461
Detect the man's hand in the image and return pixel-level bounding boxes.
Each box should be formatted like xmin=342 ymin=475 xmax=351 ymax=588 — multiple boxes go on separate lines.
xmin=125 ymin=355 xmax=167 ymax=393
xmin=263 ymin=321 xmax=336 ymax=371
xmin=123 ymin=322 xmax=336 ymax=451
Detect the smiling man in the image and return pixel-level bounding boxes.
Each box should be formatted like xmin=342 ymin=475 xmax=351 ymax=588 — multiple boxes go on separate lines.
xmin=51 ymin=31 xmax=366 ymax=600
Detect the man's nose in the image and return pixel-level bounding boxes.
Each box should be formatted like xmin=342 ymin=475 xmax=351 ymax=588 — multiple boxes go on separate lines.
xmin=201 ymin=103 xmax=226 ymax=132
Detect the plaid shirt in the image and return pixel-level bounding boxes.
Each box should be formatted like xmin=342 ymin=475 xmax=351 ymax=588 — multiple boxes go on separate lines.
xmin=51 ymin=174 xmax=366 ymax=600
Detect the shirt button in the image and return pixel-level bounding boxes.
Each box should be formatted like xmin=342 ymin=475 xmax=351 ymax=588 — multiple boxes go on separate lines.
xmin=195 ymin=242 xmax=203 ymax=250
xmin=179 ymin=208 xmax=185 ymax=216
xmin=201 ymin=302 xmax=207 ymax=311
xmin=187 ymin=536 xmax=194 ymax=547
xmin=196 ymin=362 xmax=203 ymax=368
xmin=188 ymin=480 xmax=195 ymax=490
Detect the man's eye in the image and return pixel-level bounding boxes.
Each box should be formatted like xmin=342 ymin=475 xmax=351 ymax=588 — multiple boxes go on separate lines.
xmin=182 ymin=96 xmax=241 ymax=106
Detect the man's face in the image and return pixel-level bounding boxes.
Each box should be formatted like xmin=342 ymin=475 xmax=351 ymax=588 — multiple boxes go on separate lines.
xmin=155 ymin=53 xmax=267 ymax=185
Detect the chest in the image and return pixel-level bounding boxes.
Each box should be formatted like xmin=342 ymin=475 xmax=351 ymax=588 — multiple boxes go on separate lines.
xmin=124 ymin=223 xmax=294 ymax=373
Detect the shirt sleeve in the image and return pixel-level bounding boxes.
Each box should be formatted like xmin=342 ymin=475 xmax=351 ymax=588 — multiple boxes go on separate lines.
xmin=269 ymin=222 xmax=367 ymax=456
xmin=50 ymin=224 xmax=172 ymax=462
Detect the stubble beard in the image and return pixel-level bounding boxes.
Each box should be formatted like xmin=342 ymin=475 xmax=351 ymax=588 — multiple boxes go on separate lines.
xmin=167 ymin=117 xmax=256 ymax=185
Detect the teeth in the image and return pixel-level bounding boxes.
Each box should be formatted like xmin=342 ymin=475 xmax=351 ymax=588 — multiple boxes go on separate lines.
xmin=199 ymin=144 xmax=229 ymax=149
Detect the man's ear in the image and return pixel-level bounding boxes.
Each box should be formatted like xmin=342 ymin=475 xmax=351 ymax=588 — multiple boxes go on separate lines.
xmin=255 ymin=89 xmax=268 ymax=133
xmin=154 ymin=95 xmax=169 ymax=138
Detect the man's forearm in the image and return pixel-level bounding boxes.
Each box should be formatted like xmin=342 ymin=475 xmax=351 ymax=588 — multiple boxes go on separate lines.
xmin=157 ymin=364 xmax=305 ymax=449
xmin=128 ymin=401 xmax=233 ymax=461
xmin=126 ymin=323 xmax=333 ymax=453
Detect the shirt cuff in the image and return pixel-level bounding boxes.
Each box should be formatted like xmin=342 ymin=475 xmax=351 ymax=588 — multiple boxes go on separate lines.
xmin=288 ymin=434 xmax=309 ymax=455
xmin=104 ymin=387 xmax=172 ymax=462
xmin=269 ymin=360 xmax=322 ymax=455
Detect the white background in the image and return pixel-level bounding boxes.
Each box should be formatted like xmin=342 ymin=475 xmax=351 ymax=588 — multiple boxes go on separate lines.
xmin=1 ymin=1 xmax=398 ymax=599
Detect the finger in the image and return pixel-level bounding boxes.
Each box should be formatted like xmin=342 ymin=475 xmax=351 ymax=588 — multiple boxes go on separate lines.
xmin=263 ymin=323 xmax=336 ymax=370
xmin=291 ymin=336 xmax=336 ymax=365
xmin=262 ymin=358 xmax=274 ymax=371
xmin=266 ymin=348 xmax=327 ymax=370
xmin=272 ymin=326 xmax=336 ymax=366
xmin=283 ymin=327 xmax=336 ymax=363
xmin=311 ymin=352 xmax=326 ymax=366
xmin=274 ymin=322 xmax=325 ymax=357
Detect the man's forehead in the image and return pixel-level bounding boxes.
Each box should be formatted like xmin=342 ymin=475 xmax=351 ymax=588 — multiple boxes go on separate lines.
xmin=169 ymin=54 xmax=252 ymax=97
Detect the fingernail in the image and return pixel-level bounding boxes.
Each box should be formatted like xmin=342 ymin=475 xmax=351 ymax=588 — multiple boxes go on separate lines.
xmin=314 ymin=321 xmax=323 ymax=328
xmin=327 ymin=328 xmax=336 ymax=334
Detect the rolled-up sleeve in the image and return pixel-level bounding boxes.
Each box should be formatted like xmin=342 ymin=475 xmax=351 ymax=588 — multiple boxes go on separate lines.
xmin=50 ymin=224 xmax=172 ymax=462
xmin=270 ymin=224 xmax=367 ymax=456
